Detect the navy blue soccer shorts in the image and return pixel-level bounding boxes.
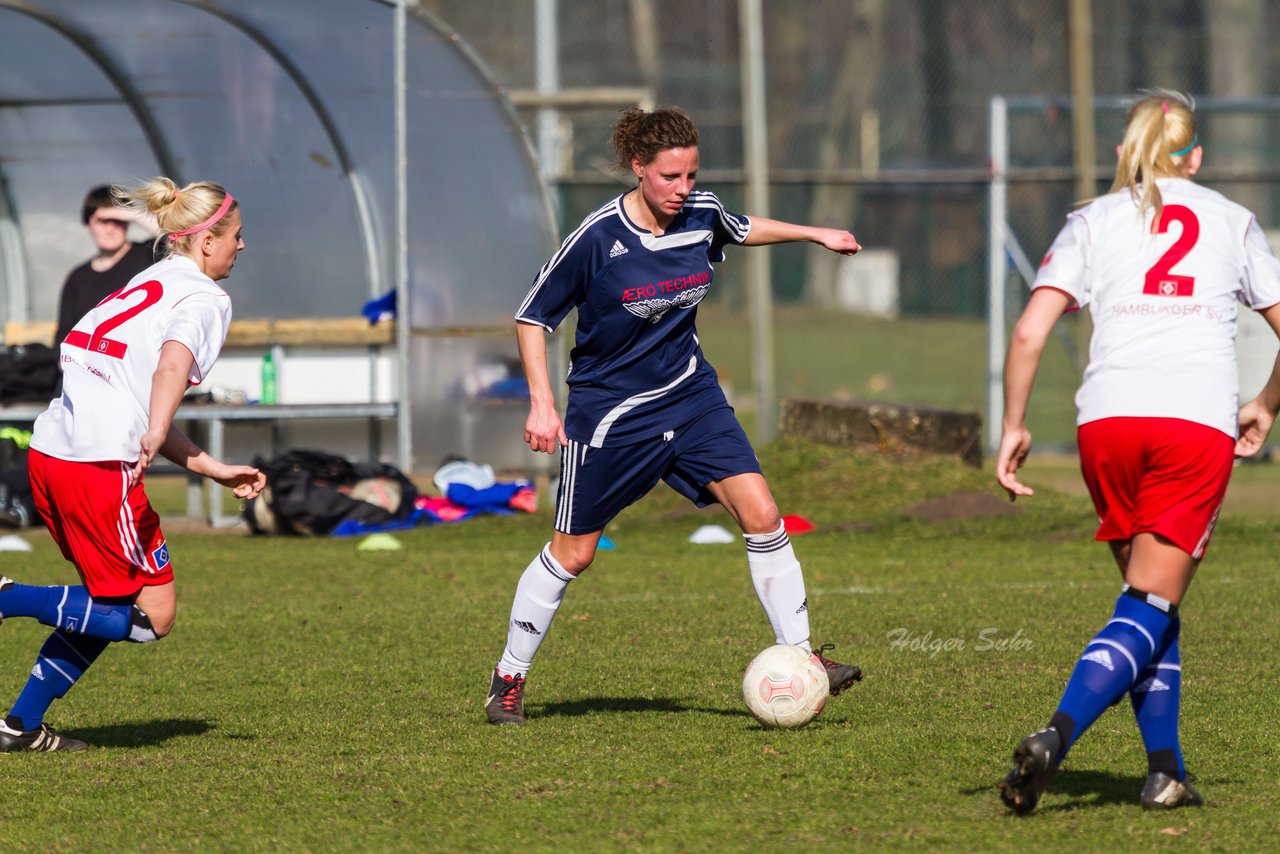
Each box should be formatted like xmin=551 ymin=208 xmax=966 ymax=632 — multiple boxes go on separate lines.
xmin=553 ymin=405 xmax=763 ymax=535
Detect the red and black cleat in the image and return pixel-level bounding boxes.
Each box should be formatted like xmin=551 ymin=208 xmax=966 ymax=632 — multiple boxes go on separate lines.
xmin=811 ymin=643 xmax=863 ymax=695
xmin=485 ymin=668 xmax=527 ymax=725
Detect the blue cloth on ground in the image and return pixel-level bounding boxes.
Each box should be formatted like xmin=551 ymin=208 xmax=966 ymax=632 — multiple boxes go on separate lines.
xmin=446 ymin=481 xmax=531 ymax=514
xmin=329 ymin=479 xmax=533 ymax=537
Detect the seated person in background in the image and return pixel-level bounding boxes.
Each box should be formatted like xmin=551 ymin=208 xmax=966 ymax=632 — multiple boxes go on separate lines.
xmin=54 ymin=185 xmax=159 ymax=347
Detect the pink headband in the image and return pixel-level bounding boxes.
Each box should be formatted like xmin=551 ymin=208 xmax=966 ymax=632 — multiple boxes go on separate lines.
xmin=168 ymin=193 xmax=235 ymax=241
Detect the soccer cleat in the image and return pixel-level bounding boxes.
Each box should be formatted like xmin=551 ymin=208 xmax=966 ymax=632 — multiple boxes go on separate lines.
xmin=811 ymin=644 xmax=863 ymax=695
xmin=999 ymin=727 xmax=1062 ymax=815
xmin=1141 ymin=771 xmax=1204 ymax=809
xmin=0 ymin=716 xmax=87 ymax=753
xmin=485 ymin=668 xmax=527 ymax=725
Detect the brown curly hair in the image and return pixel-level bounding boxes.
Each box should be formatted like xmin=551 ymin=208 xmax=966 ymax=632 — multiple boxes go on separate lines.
xmin=610 ymin=106 xmax=699 ymax=170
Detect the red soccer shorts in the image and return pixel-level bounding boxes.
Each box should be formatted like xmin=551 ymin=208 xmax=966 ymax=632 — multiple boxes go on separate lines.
xmin=1077 ymin=417 xmax=1234 ymax=559
xmin=27 ymin=448 xmax=173 ymax=597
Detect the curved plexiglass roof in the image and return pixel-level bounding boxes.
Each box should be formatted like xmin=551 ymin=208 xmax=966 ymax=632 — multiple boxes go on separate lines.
xmin=0 ymin=0 xmax=556 ymax=328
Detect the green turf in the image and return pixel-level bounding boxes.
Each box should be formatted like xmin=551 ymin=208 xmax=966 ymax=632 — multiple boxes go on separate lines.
xmin=2 ymin=441 xmax=1279 ymax=850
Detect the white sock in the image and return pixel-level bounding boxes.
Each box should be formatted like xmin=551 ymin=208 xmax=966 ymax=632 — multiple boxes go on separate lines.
xmin=746 ymin=522 xmax=811 ymax=652
xmin=497 ymin=544 xmax=575 ymax=677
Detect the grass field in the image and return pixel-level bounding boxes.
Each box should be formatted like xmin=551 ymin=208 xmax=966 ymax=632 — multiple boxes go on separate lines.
xmin=2 ymin=440 xmax=1280 ymax=850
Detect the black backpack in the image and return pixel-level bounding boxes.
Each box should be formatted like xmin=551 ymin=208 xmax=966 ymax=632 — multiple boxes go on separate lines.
xmin=0 ymin=344 xmax=60 ymax=404
xmin=0 ymin=425 xmax=37 ymax=528
xmin=243 ymin=449 xmax=418 ymax=535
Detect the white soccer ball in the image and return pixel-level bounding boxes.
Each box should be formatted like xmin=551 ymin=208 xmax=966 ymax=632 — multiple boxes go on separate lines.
xmin=742 ymin=644 xmax=828 ymax=729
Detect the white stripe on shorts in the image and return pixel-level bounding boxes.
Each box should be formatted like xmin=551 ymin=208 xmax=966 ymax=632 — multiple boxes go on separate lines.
xmin=557 ymin=439 xmax=587 ymax=533
xmin=115 ymin=463 xmax=149 ymax=571
xmin=1192 ymin=500 xmax=1224 ymax=559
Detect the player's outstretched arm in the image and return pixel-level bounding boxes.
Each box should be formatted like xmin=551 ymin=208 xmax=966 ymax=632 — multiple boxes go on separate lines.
xmin=741 ymin=216 xmax=861 ymax=255
xmin=131 ymin=340 xmax=265 ymax=498
xmin=516 ymin=320 xmax=567 ymax=454
xmin=1237 ymin=302 xmax=1280 ymax=457
xmin=155 ymin=425 xmax=265 ymax=499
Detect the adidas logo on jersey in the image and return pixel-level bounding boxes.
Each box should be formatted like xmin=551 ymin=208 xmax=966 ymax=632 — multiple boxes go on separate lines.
xmin=1081 ymin=648 xmax=1114 ymax=670
xmin=795 ymin=598 xmax=808 ymax=614
xmin=609 ymin=240 xmax=629 ymax=258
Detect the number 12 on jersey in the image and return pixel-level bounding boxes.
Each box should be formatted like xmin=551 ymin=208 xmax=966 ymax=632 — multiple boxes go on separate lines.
xmin=1144 ymin=204 xmax=1199 ymax=297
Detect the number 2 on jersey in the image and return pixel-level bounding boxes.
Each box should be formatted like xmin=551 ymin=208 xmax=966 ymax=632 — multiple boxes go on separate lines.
xmin=1144 ymin=204 xmax=1199 ymax=297
xmin=63 ymin=280 xmax=163 ymax=358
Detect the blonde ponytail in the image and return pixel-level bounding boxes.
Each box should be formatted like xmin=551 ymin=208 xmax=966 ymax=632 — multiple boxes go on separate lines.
xmin=1109 ymin=90 xmax=1198 ymax=221
xmin=115 ymin=177 xmax=236 ymax=257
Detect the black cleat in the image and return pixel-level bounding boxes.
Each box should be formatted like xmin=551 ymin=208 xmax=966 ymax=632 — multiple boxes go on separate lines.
xmin=999 ymin=727 xmax=1062 ymax=815
xmin=1141 ymin=771 xmax=1204 ymax=809
xmin=0 ymin=716 xmax=87 ymax=752
xmin=811 ymin=644 xmax=863 ymax=695
xmin=485 ymin=669 xmax=526 ymax=725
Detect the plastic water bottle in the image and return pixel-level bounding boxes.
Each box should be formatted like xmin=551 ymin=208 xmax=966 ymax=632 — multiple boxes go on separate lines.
xmin=261 ymin=351 xmax=277 ymax=405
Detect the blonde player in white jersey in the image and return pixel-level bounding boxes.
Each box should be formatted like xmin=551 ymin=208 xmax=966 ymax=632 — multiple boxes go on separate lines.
xmin=994 ymin=91 xmax=1280 ymax=814
xmin=0 ymin=178 xmax=265 ymax=752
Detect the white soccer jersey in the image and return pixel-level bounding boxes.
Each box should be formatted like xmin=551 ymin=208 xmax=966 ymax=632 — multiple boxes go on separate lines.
xmin=32 ymin=255 xmax=232 ymax=462
xmin=1033 ymin=178 xmax=1280 ymax=437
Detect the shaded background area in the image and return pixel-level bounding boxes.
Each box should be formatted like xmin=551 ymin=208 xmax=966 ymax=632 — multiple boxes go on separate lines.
xmin=0 ymin=0 xmax=559 ymax=472
xmin=422 ymin=0 xmax=1280 ymax=450
xmin=5 ymin=0 xmax=1280 ymax=460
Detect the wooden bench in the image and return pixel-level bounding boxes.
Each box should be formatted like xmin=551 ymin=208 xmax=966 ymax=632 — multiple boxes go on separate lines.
xmin=5 ymin=318 xmax=394 ymax=348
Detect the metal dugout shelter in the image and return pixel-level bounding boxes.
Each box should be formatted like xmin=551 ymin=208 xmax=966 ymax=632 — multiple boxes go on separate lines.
xmin=0 ymin=0 xmax=558 ymax=474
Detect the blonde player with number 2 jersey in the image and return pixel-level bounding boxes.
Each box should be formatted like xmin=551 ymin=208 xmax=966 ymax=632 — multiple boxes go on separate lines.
xmin=0 ymin=178 xmax=265 ymax=752
xmin=995 ymin=90 xmax=1280 ymax=814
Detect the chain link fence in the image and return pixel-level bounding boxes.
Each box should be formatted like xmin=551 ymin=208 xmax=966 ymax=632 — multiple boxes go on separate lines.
xmin=416 ymin=0 xmax=1280 ymax=449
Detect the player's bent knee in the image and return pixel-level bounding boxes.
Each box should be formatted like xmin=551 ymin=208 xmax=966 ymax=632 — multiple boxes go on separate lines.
xmin=127 ymin=605 xmax=171 ymax=643
xmin=549 ymin=536 xmax=599 ymax=575
xmin=740 ymin=510 xmax=782 ymax=537
xmin=560 ymin=552 xmax=595 ymax=576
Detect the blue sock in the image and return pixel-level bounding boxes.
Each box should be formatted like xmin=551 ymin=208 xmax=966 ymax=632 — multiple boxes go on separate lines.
xmin=8 ymin=630 xmax=110 ymax=731
xmin=0 ymin=584 xmax=132 ymax=641
xmin=1052 ymin=589 xmax=1175 ymax=759
xmin=1130 ymin=620 xmax=1184 ymax=780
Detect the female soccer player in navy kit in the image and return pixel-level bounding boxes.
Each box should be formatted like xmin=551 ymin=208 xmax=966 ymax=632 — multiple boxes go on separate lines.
xmin=996 ymin=91 xmax=1280 ymax=812
xmin=486 ymin=106 xmax=864 ymax=725
xmin=0 ymin=177 xmax=265 ymax=751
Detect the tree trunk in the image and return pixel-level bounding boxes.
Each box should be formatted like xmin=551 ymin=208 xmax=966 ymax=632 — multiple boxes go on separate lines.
xmin=1205 ymin=0 xmax=1268 ymax=216
xmin=804 ymin=0 xmax=886 ymax=306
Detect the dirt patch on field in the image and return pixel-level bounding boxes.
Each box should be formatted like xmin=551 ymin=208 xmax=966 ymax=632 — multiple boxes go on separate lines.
xmin=903 ymin=491 xmax=1020 ymax=523
xmin=827 ymin=520 xmax=878 ymax=533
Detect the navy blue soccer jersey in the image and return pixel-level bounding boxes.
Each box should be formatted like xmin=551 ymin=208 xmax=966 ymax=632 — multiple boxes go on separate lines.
xmin=516 ymin=190 xmax=751 ymax=447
